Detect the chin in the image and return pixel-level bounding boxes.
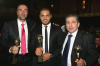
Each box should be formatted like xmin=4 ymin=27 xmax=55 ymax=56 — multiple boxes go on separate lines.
xmin=43 ymin=24 xmax=48 ymax=25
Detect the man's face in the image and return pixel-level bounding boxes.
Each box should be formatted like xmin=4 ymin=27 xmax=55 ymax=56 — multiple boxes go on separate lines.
xmin=65 ymin=16 xmax=80 ymax=34
xmin=95 ymin=38 xmax=100 ymax=45
xmin=17 ymin=5 xmax=28 ymax=21
xmin=39 ymin=10 xmax=52 ymax=25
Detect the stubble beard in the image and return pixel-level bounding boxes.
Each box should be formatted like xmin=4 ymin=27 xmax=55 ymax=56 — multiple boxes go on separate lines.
xmin=19 ymin=16 xmax=27 ymax=20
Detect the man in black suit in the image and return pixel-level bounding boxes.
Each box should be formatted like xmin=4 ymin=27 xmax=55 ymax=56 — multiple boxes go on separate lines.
xmin=30 ymin=8 xmax=63 ymax=66
xmin=62 ymin=14 xmax=98 ymax=66
xmin=0 ymin=4 xmax=36 ymax=66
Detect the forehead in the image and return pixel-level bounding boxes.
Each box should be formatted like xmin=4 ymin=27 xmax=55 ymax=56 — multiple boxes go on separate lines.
xmin=17 ymin=5 xmax=28 ymax=9
xmin=40 ymin=10 xmax=50 ymax=15
xmin=66 ymin=16 xmax=77 ymax=21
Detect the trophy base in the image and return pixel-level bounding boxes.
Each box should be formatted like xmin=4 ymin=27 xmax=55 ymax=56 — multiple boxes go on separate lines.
xmin=38 ymin=56 xmax=43 ymax=62
xmin=12 ymin=57 xmax=17 ymax=64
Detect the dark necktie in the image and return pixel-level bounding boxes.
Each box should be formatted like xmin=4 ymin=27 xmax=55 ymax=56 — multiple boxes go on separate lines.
xmin=62 ymin=35 xmax=72 ymax=66
xmin=21 ymin=24 xmax=26 ymax=55
xmin=45 ymin=26 xmax=48 ymax=52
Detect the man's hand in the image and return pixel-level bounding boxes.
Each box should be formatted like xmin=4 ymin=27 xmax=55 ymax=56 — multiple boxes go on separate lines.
xmin=35 ymin=47 xmax=43 ymax=56
xmin=43 ymin=53 xmax=51 ymax=62
xmin=75 ymin=58 xmax=85 ymax=66
xmin=10 ymin=45 xmax=20 ymax=54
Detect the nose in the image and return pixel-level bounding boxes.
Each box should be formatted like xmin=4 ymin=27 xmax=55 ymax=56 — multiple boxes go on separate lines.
xmin=44 ymin=16 xmax=47 ymax=19
xmin=69 ymin=23 xmax=72 ymax=27
xmin=22 ymin=10 xmax=25 ymax=13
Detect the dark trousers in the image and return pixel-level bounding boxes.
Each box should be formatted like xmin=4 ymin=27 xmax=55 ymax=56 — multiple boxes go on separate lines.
xmin=4 ymin=53 xmax=32 ymax=66
xmin=32 ymin=56 xmax=61 ymax=66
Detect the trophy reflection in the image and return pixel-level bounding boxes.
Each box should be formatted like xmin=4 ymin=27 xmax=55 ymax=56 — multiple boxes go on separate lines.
xmin=12 ymin=38 xmax=20 ymax=64
xmin=37 ymin=35 xmax=43 ymax=62
xmin=74 ymin=45 xmax=82 ymax=59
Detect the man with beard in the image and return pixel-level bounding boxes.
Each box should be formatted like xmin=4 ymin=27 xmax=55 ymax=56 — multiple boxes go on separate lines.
xmin=0 ymin=4 xmax=36 ymax=66
xmin=30 ymin=8 xmax=64 ymax=66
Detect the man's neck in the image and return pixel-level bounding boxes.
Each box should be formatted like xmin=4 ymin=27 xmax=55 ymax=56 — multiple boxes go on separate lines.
xmin=18 ymin=19 xmax=26 ymax=23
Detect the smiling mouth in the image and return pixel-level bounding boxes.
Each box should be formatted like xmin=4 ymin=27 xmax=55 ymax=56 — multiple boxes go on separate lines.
xmin=21 ymin=15 xmax=25 ymax=16
xmin=43 ymin=20 xmax=48 ymax=22
xmin=69 ymin=27 xmax=73 ymax=29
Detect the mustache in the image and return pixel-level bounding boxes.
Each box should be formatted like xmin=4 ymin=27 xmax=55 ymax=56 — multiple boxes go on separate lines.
xmin=69 ymin=27 xmax=73 ymax=29
xmin=21 ymin=13 xmax=25 ymax=15
xmin=43 ymin=19 xmax=47 ymax=20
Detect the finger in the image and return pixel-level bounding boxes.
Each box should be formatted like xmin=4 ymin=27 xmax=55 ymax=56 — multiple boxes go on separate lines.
xmin=38 ymin=47 xmax=43 ymax=51
xmin=43 ymin=58 xmax=46 ymax=62
xmin=41 ymin=48 xmax=43 ymax=51
xmin=43 ymin=59 xmax=45 ymax=62
xmin=36 ymin=52 xmax=42 ymax=56
xmin=75 ymin=59 xmax=79 ymax=62
xmin=17 ymin=46 xmax=20 ymax=48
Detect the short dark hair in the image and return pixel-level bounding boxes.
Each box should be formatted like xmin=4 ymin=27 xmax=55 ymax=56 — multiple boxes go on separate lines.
xmin=16 ymin=4 xmax=28 ymax=10
xmin=39 ymin=8 xmax=51 ymax=15
xmin=65 ymin=14 xmax=80 ymax=23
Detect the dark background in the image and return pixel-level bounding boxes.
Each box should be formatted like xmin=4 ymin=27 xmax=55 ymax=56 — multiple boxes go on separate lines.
xmin=0 ymin=0 xmax=100 ymax=66
xmin=0 ymin=0 xmax=100 ymax=31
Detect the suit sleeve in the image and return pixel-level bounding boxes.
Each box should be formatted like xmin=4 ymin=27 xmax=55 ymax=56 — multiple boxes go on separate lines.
xmin=50 ymin=27 xmax=64 ymax=58
xmin=84 ymin=34 xmax=98 ymax=66
xmin=0 ymin=22 xmax=12 ymax=51
xmin=28 ymin=28 xmax=38 ymax=55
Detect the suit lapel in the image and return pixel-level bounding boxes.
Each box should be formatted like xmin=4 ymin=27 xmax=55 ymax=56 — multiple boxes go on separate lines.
xmin=38 ymin=25 xmax=42 ymax=35
xmin=27 ymin=21 xmax=31 ymax=42
xmin=71 ymin=30 xmax=83 ymax=64
xmin=49 ymin=24 xmax=55 ymax=49
xmin=12 ymin=20 xmax=19 ymax=39
xmin=73 ymin=30 xmax=83 ymax=47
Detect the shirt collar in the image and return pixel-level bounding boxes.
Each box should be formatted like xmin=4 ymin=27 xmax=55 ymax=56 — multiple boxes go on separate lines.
xmin=68 ymin=29 xmax=78 ymax=37
xmin=42 ymin=22 xmax=51 ymax=28
xmin=17 ymin=19 xmax=27 ymax=25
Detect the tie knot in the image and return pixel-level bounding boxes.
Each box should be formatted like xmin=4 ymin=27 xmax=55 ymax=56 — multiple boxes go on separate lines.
xmin=45 ymin=26 xmax=47 ymax=29
xmin=21 ymin=24 xmax=24 ymax=26
xmin=68 ymin=35 xmax=72 ymax=38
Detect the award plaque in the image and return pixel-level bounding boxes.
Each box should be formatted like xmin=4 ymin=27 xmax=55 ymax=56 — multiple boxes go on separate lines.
xmin=37 ymin=35 xmax=43 ymax=62
xmin=12 ymin=38 xmax=20 ymax=64
xmin=74 ymin=45 xmax=82 ymax=59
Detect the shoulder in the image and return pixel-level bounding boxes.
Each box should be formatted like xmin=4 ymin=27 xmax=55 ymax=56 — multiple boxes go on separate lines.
xmin=31 ymin=25 xmax=41 ymax=33
xmin=78 ymin=30 xmax=95 ymax=39
xmin=26 ymin=19 xmax=36 ymax=29
xmin=81 ymin=30 xmax=94 ymax=37
xmin=3 ymin=19 xmax=17 ymax=26
xmin=26 ymin=19 xmax=36 ymax=25
xmin=51 ymin=24 xmax=61 ymax=30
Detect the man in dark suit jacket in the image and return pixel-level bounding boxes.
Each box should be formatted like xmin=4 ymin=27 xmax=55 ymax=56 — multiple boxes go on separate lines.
xmin=62 ymin=14 xmax=98 ymax=66
xmin=0 ymin=4 xmax=36 ymax=66
xmin=30 ymin=8 xmax=63 ymax=66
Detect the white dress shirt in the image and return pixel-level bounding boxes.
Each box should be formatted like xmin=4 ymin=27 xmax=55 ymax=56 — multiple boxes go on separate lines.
xmin=42 ymin=23 xmax=51 ymax=53
xmin=17 ymin=19 xmax=28 ymax=54
xmin=62 ymin=29 xmax=78 ymax=66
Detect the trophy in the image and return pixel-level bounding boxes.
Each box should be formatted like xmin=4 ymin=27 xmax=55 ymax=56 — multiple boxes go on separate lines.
xmin=12 ymin=38 xmax=20 ymax=64
xmin=37 ymin=34 xmax=43 ymax=62
xmin=74 ymin=45 xmax=82 ymax=59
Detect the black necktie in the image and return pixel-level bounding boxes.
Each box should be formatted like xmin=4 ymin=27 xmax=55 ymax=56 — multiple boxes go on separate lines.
xmin=45 ymin=26 xmax=48 ymax=52
xmin=62 ymin=35 xmax=72 ymax=66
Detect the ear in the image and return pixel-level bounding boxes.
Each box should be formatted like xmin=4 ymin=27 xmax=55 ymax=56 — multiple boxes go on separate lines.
xmin=16 ymin=11 xmax=18 ymax=15
xmin=78 ymin=22 xmax=80 ymax=27
xmin=39 ymin=15 xmax=40 ymax=18
xmin=50 ymin=15 xmax=52 ymax=18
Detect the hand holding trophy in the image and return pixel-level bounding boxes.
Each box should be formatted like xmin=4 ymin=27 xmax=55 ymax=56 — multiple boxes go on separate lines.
xmin=74 ymin=45 xmax=82 ymax=59
xmin=12 ymin=38 xmax=20 ymax=64
xmin=37 ymin=34 xmax=43 ymax=62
